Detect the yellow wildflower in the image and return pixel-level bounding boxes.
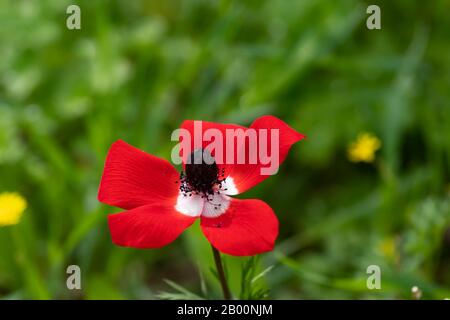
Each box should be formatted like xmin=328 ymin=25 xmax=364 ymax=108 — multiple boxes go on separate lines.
xmin=378 ymin=237 xmax=395 ymax=258
xmin=347 ymin=132 xmax=381 ymax=163
xmin=0 ymin=192 xmax=27 ymax=226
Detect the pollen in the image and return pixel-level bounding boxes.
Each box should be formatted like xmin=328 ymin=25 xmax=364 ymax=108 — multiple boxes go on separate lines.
xmin=0 ymin=192 xmax=27 ymax=226
xmin=347 ymin=132 xmax=381 ymax=163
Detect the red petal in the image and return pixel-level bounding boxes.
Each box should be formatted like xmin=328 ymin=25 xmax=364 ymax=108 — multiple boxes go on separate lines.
xmin=200 ymin=198 xmax=279 ymax=256
xmin=98 ymin=140 xmax=179 ymax=210
xmin=108 ymin=203 xmax=196 ymax=249
xmin=227 ymin=115 xmax=305 ymax=194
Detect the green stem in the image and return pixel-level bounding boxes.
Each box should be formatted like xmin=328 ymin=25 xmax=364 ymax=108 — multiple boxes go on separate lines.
xmin=211 ymin=245 xmax=231 ymax=300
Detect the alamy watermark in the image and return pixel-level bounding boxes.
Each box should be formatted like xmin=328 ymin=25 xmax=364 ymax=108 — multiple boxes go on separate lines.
xmin=170 ymin=121 xmax=280 ymax=175
xmin=66 ymin=265 xmax=81 ymax=290
xmin=66 ymin=5 xmax=81 ymax=30
xmin=366 ymin=5 xmax=381 ymax=30
xmin=366 ymin=265 xmax=381 ymax=290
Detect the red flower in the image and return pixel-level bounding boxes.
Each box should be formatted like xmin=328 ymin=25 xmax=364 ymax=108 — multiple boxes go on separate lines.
xmin=98 ymin=115 xmax=304 ymax=256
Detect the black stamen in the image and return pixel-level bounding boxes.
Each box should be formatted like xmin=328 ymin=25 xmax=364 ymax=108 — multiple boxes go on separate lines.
xmin=178 ymin=149 xmax=226 ymax=198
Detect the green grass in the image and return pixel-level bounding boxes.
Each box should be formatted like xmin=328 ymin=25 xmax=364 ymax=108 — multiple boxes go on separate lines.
xmin=0 ymin=0 xmax=449 ymax=299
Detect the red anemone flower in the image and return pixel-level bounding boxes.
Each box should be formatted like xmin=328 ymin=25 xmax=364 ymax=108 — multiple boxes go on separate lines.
xmin=98 ymin=115 xmax=305 ymax=256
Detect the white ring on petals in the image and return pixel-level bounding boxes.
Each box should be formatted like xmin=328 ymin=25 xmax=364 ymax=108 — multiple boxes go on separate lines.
xmin=175 ymin=192 xmax=203 ymax=217
xmin=220 ymin=176 xmax=239 ymax=195
xmin=201 ymin=193 xmax=231 ymax=218
xmin=175 ymin=176 xmax=237 ymax=217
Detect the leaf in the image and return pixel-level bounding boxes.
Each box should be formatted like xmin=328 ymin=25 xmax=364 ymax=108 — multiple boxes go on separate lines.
xmin=239 ymin=256 xmax=271 ymax=300
xmin=156 ymin=279 xmax=204 ymax=300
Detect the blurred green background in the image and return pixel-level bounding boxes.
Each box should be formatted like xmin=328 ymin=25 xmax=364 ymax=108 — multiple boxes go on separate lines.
xmin=0 ymin=0 xmax=449 ymax=299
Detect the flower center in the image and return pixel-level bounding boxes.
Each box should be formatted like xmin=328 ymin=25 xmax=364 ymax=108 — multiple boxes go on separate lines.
xmin=175 ymin=149 xmax=238 ymax=218
xmin=179 ymin=149 xmax=225 ymax=197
